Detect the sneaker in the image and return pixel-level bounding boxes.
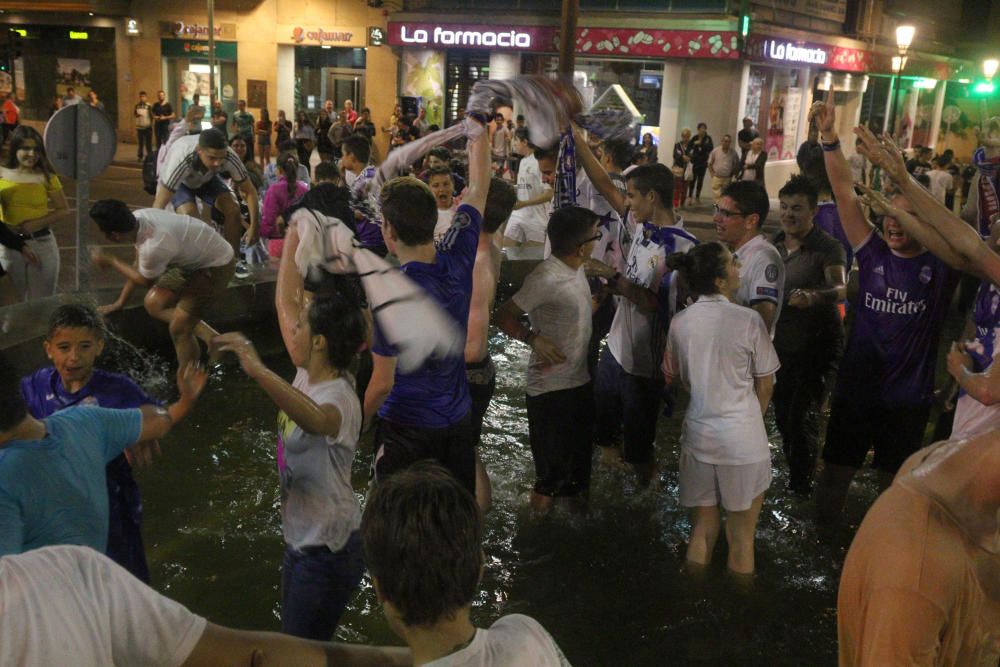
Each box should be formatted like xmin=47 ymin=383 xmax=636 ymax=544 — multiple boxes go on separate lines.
xmin=234 ymin=260 xmax=251 ymax=279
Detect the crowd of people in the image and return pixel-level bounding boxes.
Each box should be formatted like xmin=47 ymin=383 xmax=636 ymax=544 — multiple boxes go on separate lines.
xmin=1 ymin=76 xmax=999 ymax=664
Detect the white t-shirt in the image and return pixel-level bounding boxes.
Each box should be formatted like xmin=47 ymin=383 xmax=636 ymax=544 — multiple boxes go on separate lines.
xmin=505 ymin=155 xmax=549 ymax=244
xmin=927 ymin=170 xmax=952 ymax=204
xmin=277 ymin=370 xmax=362 ymax=552
xmin=513 ymin=255 xmax=592 ymax=397
xmin=0 ymin=545 xmax=206 ymax=667
xmin=665 ymin=294 xmax=780 ymax=465
xmin=734 ymin=234 xmax=785 ymax=335
xmin=607 ymin=220 xmax=697 ymax=378
xmin=424 ymin=615 xmax=571 ymax=667
xmin=134 ymin=208 xmax=234 ymax=279
xmin=434 ymin=207 xmax=456 ymax=244
xmin=159 ymin=134 xmax=248 ymax=191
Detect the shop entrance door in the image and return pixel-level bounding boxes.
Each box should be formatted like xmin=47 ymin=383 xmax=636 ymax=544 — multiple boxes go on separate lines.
xmin=325 ymin=69 xmax=364 ymax=112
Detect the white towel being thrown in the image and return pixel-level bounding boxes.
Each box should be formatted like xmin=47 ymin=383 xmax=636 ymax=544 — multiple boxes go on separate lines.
xmin=291 ymin=208 xmax=465 ymax=373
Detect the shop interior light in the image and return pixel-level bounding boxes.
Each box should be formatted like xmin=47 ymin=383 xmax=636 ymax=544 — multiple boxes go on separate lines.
xmin=958 ymin=78 xmax=972 ymax=84
xmin=69 ymin=30 xmax=89 ymax=40
xmin=895 ymin=25 xmax=915 ymax=51
xmin=975 ymin=82 xmax=996 ymax=94
xmin=913 ymin=78 xmax=937 ymax=89
xmin=985 ymin=58 xmax=1000 ymax=80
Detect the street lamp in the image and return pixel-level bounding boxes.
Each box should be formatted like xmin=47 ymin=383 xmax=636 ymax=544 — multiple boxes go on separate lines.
xmin=984 ymin=58 xmax=999 ymax=81
xmin=887 ymin=25 xmax=916 ymax=137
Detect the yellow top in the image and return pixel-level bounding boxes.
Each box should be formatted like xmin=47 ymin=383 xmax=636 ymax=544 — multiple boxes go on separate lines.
xmin=0 ymin=169 xmax=62 ymax=227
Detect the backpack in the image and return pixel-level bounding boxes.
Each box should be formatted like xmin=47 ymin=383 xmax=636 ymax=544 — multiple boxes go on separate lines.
xmin=142 ymin=148 xmax=159 ymax=195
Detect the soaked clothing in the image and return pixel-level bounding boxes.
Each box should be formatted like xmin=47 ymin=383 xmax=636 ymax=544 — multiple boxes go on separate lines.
xmin=466 ymin=355 xmax=497 ymax=446
xmin=839 ymin=436 xmax=1000 ymax=666
xmin=952 ymin=281 xmax=1000 ymax=439
xmin=20 ymin=368 xmax=158 ymax=582
xmin=773 ymin=225 xmax=845 ymax=491
xmin=0 ymin=407 xmax=141 ymax=556
xmin=373 ymin=204 xmax=480 ymax=428
xmin=831 ymin=232 xmax=957 ymax=408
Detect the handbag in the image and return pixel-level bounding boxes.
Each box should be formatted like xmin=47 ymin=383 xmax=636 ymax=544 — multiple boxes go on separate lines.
xmin=683 ymin=162 xmax=694 ymax=181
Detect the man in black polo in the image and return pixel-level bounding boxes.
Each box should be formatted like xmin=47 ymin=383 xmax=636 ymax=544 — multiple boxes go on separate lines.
xmin=772 ymin=174 xmax=847 ymax=495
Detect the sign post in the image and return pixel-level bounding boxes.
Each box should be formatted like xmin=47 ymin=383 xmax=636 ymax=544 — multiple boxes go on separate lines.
xmin=44 ymin=104 xmax=117 ymax=292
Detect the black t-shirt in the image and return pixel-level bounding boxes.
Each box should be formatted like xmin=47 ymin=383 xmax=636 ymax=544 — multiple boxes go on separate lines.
xmin=773 ymin=224 xmax=846 ymax=354
xmin=152 ymin=102 xmax=173 ymax=126
xmin=737 ymin=128 xmax=759 ymax=147
xmin=690 ymin=133 xmax=714 ymax=167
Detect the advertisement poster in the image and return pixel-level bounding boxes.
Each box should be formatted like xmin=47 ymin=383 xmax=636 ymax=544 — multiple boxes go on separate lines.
xmin=56 ymin=58 xmax=91 ymax=97
xmin=781 ymin=88 xmax=802 ymax=161
xmin=402 ymin=49 xmax=444 ymax=128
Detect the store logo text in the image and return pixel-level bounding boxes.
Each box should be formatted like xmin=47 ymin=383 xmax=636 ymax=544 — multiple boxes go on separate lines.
xmin=400 ymin=26 xmax=532 ymax=48
xmin=764 ymin=40 xmax=827 ymax=65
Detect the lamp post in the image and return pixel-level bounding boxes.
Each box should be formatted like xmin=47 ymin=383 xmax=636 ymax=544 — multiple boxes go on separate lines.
xmin=886 ymin=24 xmax=915 ymax=137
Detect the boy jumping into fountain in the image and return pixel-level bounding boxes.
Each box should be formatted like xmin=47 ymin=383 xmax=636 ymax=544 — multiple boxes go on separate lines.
xmin=20 ymin=304 xmax=162 ymax=582
xmin=90 ymin=199 xmax=235 ymax=368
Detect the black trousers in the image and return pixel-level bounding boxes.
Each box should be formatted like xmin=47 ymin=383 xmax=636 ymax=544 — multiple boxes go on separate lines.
xmin=774 ymin=333 xmax=842 ymax=492
xmin=136 ymin=127 xmax=152 ymax=158
xmin=688 ymin=164 xmax=708 ymax=199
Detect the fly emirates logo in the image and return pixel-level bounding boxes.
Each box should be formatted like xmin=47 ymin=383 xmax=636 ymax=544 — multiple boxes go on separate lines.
xmin=863 ymin=286 xmax=927 ymax=315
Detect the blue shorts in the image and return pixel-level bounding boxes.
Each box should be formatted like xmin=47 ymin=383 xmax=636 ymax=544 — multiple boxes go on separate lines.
xmin=169 ymin=176 xmax=233 ymax=210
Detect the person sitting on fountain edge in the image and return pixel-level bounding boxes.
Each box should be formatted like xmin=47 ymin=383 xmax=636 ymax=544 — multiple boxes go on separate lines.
xmin=90 ymin=200 xmax=236 ymax=369
xmin=362 ymin=460 xmax=570 ymax=666
xmin=19 ymin=303 xmax=163 ymax=582
xmin=362 ymin=112 xmax=491 ymax=495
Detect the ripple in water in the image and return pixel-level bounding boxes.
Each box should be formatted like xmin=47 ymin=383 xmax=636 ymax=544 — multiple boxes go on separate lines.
xmin=138 ymin=329 xmax=864 ymax=664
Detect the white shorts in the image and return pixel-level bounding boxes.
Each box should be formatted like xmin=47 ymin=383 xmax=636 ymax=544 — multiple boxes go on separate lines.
xmin=678 ymin=450 xmax=771 ymax=512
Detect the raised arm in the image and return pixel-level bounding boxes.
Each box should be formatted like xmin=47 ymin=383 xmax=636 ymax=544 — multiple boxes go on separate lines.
xmin=572 ymin=125 xmax=626 ymax=217
xmin=213 ymin=332 xmax=343 ymax=436
xmin=275 ymin=223 xmax=307 ymax=362
xmin=136 ymin=364 xmax=206 ymax=442
xmin=856 ymin=126 xmax=1000 ymax=285
xmin=461 ymin=116 xmax=490 ymax=216
xmin=809 ymin=99 xmax=872 ymax=248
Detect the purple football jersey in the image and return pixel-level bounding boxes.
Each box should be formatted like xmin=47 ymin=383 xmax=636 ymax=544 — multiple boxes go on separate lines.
xmin=968 ymin=280 xmax=1000 ymax=373
xmin=833 ymin=233 xmax=957 ymax=406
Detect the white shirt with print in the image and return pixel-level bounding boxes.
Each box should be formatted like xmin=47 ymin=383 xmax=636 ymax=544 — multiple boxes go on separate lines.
xmin=734 ymin=234 xmax=785 ymax=336
xmin=505 ymin=155 xmax=549 ymax=244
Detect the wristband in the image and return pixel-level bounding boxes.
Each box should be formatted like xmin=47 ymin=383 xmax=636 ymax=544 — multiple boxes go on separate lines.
xmin=821 ymin=139 xmax=841 ymax=152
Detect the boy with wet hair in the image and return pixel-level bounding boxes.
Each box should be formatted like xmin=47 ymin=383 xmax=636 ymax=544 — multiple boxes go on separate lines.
xmin=20 ymin=304 xmax=162 ymax=581
xmin=361 ymin=460 xmax=568 ymax=666
xmin=0 ymin=351 xmax=205 ymax=557
xmin=363 ymin=114 xmax=491 ymax=495
xmin=90 ymin=199 xmax=235 ymax=368
xmin=496 ymin=206 xmax=601 ymax=511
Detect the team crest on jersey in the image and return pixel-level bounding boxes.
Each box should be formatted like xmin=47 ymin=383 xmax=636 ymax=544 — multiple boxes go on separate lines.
xmin=919 ymin=265 xmax=932 ymax=284
xmin=874 ymin=265 xmax=885 ymax=276
xmin=764 ymin=264 xmax=778 ymax=282
xmin=81 ymin=396 xmax=99 ymax=406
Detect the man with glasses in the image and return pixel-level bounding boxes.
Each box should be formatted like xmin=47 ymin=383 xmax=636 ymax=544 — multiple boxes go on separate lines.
xmin=496 ymin=207 xmax=602 ymax=513
xmin=714 ymin=180 xmax=784 ymax=335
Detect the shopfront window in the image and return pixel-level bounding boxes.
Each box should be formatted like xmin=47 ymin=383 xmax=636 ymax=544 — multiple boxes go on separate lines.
xmin=295 ymin=47 xmax=366 ymax=113
xmin=161 ymin=39 xmax=237 ymax=118
xmin=744 ymin=65 xmax=806 ymax=161
xmin=445 ymin=52 xmax=490 ymax=126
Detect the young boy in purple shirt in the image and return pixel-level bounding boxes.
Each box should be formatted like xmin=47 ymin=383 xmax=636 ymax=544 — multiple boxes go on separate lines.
xmin=363 ymin=115 xmax=491 ymax=494
xmin=20 ymin=304 xmax=162 ymax=581
xmin=809 ymin=100 xmax=958 ymax=532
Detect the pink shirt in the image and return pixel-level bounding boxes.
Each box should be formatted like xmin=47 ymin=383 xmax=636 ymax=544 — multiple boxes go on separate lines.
xmin=261 ymin=179 xmax=309 ymax=239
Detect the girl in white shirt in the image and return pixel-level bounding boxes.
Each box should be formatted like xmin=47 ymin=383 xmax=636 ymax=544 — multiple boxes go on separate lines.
xmin=213 ymin=222 xmax=367 ymax=639
xmin=664 ymin=242 xmax=780 ymax=577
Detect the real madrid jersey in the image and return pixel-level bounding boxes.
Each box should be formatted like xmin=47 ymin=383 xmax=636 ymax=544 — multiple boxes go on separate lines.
xmin=733 ymin=234 xmax=785 ymax=336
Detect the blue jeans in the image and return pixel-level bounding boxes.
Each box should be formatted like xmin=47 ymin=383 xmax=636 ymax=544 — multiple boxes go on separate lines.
xmin=281 ymin=531 xmax=365 ymax=640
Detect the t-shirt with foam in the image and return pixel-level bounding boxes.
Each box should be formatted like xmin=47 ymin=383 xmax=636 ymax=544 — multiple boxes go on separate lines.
xmin=423 ymin=614 xmax=571 ymax=667
xmin=733 ymin=233 xmax=785 ymax=336
xmin=133 ymin=208 xmax=234 ymax=279
xmin=372 ymin=204 xmax=480 ymax=428
xmin=158 ymin=134 xmax=248 ymax=191
xmin=666 ymin=294 xmax=780 ymax=465
xmin=606 ymin=221 xmax=697 ymax=378
xmin=505 ymin=155 xmax=549 ymax=244
xmin=833 ymin=231 xmax=957 ymax=407
xmin=0 ymin=406 xmax=142 ymax=555
xmin=952 ymin=280 xmax=1000 ymax=439
xmin=276 ymin=370 xmax=362 ymax=552
xmin=0 ymin=545 xmax=205 ymax=666
xmin=513 ymin=255 xmax=592 ymax=397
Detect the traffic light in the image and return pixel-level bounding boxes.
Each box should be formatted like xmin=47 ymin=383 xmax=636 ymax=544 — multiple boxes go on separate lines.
xmin=9 ymin=28 xmax=22 ymax=60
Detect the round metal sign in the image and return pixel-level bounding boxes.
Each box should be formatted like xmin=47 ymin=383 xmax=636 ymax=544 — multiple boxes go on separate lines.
xmin=942 ymin=105 xmax=962 ymax=125
xmin=43 ymin=104 xmax=117 ymax=180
